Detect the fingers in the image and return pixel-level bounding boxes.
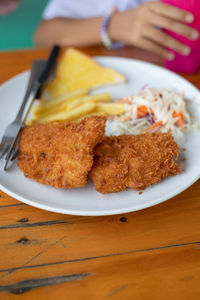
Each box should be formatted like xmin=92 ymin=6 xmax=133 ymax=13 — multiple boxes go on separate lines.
xmin=149 ymin=14 xmax=199 ymax=41
xmin=135 ymin=37 xmax=175 ymax=60
xmin=112 ymin=2 xmax=199 ymax=60
xmin=149 ymin=2 xmax=194 ymax=23
xmin=143 ymin=25 xmax=191 ymax=56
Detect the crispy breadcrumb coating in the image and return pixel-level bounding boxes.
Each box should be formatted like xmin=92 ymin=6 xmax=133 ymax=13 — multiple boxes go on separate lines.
xmin=90 ymin=133 xmax=182 ymax=194
xmin=18 ymin=116 xmax=105 ymax=188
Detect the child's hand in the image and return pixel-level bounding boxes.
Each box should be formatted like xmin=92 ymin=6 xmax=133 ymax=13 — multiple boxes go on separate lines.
xmin=109 ymin=1 xmax=199 ymax=60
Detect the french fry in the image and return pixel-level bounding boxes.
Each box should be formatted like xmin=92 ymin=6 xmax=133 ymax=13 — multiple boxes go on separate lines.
xmin=33 ymin=88 xmax=89 ymax=116
xmin=95 ymin=102 xmax=125 ymax=115
xmin=33 ymin=102 xmax=67 ymax=119
xmin=33 ymin=91 xmax=110 ymax=120
xmin=66 ymin=92 xmax=111 ymax=111
xmin=74 ymin=102 xmax=125 ymax=122
xmin=33 ymin=101 xmax=96 ymax=124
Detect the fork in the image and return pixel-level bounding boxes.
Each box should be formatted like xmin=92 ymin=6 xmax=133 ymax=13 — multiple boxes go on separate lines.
xmin=0 ymin=59 xmax=46 ymax=168
xmin=0 ymin=45 xmax=60 ymax=171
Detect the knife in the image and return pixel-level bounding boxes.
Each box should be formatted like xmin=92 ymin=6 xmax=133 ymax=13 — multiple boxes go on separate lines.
xmin=3 ymin=45 xmax=60 ymax=170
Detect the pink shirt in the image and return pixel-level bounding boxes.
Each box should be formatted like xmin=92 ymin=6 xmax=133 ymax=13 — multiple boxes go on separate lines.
xmin=43 ymin=0 xmax=154 ymax=19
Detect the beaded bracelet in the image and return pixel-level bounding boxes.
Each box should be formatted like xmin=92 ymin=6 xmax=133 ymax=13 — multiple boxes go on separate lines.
xmin=101 ymin=7 xmax=123 ymax=49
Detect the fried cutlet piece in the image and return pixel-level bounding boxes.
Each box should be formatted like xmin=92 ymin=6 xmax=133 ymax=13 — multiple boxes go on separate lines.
xmin=18 ymin=116 xmax=105 ymax=188
xmin=90 ymin=133 xmax=182 ymax=194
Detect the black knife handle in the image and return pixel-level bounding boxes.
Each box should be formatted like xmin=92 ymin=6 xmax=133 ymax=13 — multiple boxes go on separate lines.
xmin=38 ymin=45 xmax=60 ymax=85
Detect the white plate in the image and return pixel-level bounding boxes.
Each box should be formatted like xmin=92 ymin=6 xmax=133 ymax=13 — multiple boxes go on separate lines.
xmin=0 ymin=57 xmax=200 ymax=216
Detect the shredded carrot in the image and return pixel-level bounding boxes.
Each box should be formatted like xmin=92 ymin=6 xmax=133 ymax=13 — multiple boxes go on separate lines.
xmin=172 ymin=110 xmax=177 ymax=118
xmin=172 ymin=110 xmax=184 ymax=131
xmin=145 ymin=121 xmax=163 ymax=132
xmin=178 ymin=112 xmax=184 ymax=131
xmin=137 ymin=105 xmax=148 ymax=117
xmin=137 ymin=105 xmax=154 ymax=118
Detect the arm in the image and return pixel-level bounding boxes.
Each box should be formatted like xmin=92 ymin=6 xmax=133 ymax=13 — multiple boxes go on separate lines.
xmin=34 ymin=17 xmax=103 ymax=47
xmin=34 ymin=2 xmax=199 ymax=59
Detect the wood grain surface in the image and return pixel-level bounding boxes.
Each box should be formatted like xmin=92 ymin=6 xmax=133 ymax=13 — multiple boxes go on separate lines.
xmin=0 ymin=46 xmax=200 ymax=300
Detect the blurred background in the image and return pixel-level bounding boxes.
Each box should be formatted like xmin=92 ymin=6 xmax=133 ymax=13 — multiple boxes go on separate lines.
xmin=0 ymin=0 xmax=48 ymax=51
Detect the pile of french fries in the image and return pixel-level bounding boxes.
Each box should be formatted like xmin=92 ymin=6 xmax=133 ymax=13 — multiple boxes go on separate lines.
xmin=28 ymin=89 xmax=125 ymax=124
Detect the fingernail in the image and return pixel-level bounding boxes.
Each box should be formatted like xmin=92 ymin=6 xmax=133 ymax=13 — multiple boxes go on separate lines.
xmin=182 ymin=47 xmax=191 ymax=56
xmin=191 ymin=30 xmax=199 ymax=40
xmin=167 ymin=52 xmax=175 ymax=61
xmin=185 ymin=14 xmax=194 ymax=23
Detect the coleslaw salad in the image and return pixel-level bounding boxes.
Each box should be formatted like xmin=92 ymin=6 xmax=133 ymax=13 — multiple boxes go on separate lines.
xmin=106 ymin=88 xmax=199 ymax=145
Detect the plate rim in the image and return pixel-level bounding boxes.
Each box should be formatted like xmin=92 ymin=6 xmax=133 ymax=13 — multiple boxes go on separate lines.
xmin=0 ymin=174 xmax=199 ymax=216
xmin=0 ymin=56 xmax=200 ymax=216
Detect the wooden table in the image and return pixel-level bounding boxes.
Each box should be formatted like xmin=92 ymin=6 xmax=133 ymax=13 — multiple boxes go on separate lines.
xmin=0 ymin=46 xmax=200 ymax=300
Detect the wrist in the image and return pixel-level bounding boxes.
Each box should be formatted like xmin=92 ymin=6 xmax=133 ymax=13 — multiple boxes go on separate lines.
xmin=101 ymin=8 xmax=123 ymax=49
xmin=109 ymin=12 xmax=122 ymax=42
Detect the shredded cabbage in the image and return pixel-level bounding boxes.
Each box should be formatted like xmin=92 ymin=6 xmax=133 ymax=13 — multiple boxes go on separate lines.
xmin=105 ymin=88 xmax=199 ymax=145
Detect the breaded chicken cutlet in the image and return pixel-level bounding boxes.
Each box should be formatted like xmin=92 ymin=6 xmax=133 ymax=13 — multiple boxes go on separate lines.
xmin=90 ymin=133 xmax=182 ymax=194
xmin=18 ymin=116 xmax=105 ymax=188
